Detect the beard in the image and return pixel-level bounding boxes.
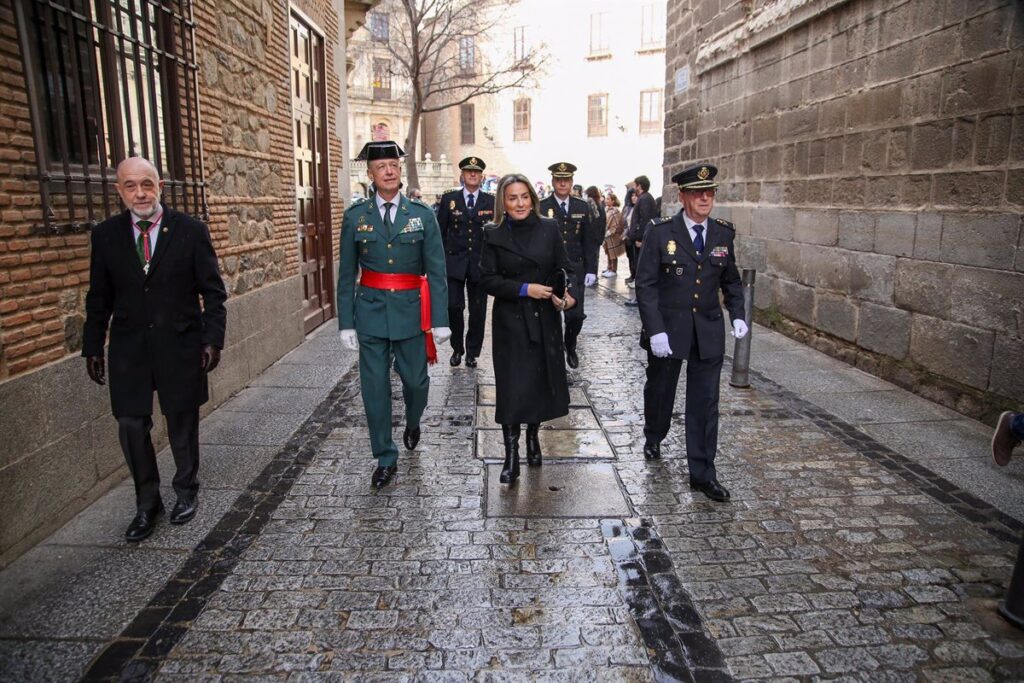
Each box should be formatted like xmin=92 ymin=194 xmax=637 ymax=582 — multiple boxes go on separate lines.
xmin=133 ymin=202 xmax=159 ymax=219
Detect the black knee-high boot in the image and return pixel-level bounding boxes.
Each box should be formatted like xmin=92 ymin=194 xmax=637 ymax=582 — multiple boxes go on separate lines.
xmin=500 ymin=424 xmax=521 ymax=484
xmin=526 ymin=423 xmax=542 ymax=466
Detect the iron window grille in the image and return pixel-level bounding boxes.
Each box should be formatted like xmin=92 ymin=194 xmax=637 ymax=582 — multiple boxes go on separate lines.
xmin=513 ymin=97 xmax=530 ymax=142
xmin=588 ymin=93 xmax=608 ymax=137
xmin=460 ymin=103 xmax=475 ymax=145
xmin=15 ymin=0 xmax=207 ymax=235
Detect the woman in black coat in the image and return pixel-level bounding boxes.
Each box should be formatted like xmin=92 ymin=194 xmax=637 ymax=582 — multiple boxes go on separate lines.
xmin=480 ymin=174 xmax=577 ymax=484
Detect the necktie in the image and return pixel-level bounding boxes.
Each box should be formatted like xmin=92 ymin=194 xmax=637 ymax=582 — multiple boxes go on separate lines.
xmin=560 ymin=201 xmax=568 ymax=218
xmin=136 ymin=220 xmax=152 ymax=266
xmin=467 ymin=193 xmax=475 ymax=211
xmin=383 ymin=202 xmax=394 ymax=235
xmin=693 ymin=224 xmax=705 ymax=254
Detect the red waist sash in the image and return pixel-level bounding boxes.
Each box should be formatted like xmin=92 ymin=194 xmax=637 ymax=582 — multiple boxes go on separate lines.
xmin=359 ymin=269 xmax=437 ymax=364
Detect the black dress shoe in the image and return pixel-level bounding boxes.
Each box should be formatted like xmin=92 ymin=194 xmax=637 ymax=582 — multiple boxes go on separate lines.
xmin=690 ymin=478 xmax=731 ymax=502
xmin=643 ymin=441 xmax=661 ymax=460
xmin=566 ymin=349 xmax=579 ymax=369
xmin=465 ymin=356 xmax=478 ymax=368
xmin=450 ymin=352 xmax=462 ymax=367
xmin=169 ymin=496 xmax=198 ymax=525
xmin=403 ymin=426 xmax=421 ymax=450
xmin=125 ymin=503 xmax=164 ymax=542
xmin=372 ymin=465 xmax=398 ymax=490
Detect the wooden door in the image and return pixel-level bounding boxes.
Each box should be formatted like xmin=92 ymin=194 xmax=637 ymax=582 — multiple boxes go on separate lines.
xmin=290 ymin=14 xmax=334 ymax=333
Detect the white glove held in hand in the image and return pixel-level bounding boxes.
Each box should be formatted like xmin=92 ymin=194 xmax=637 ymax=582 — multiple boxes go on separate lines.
xmin=433 ymin=326 xmax=452 ymax=344
xmin=732 ymin=320 xmax=749 ymax=339
xmin=650 ymin=332 xmax=673 ymax=358
xmin=340 ymin=329 xmax=359 ymax=351
xmin=584 ymin=273 xmax=597 ymax=287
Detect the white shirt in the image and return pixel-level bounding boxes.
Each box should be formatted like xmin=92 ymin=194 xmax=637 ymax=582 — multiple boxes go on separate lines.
xmin=553 ymin=194 xmax=571 ymax=215
xmin=375 ymin=192 xmax=402 ymax=224
xmin=682 ymin=212 xmax=708 ymax=251
xmin=462 ymin=188 xmax=479 ymax=208
xmin=131 ymin=211 xmax=163 ymax=252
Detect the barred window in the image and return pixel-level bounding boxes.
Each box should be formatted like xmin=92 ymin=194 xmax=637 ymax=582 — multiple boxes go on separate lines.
xmin=14 ymin=0 xmax=206 ymax=234
xmin=368 ymin=11 xmax=389 ymax=42
xmin=460 ymin=104 xmax=475 ymax=145
xmin=372 ymin=58 xmax=392 ymax=99
xmin=639 ymin=89 xmax=663 ymax=134
xmin=588 ymin=94 xmax=608 ymax=137
xmin=459 ymin=36 xmax=475 ymax=74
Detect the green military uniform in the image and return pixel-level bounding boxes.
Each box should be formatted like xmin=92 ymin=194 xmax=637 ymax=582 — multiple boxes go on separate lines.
xmin=337 ymin=191 xmax=448 ymax=467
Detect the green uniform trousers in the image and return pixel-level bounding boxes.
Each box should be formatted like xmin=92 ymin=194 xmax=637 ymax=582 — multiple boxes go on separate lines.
xmin=358 ymin=332 xmax=429 ymax=466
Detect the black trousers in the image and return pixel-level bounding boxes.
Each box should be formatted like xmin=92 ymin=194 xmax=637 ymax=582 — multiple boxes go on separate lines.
xmin=447 ymin=276 xmax=487 ymax=358
xmin=117 ymin=407 xmax=200 ymax=513
xmin=625 ymin=240 xmax=638 ymax=279
xmin=563 ymin=268 xmax=587 ymax=350
xmin=642 ymin=335 xmax=724 ymax=484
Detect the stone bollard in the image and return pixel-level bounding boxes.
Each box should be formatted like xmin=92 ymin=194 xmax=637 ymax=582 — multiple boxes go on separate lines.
xmin=999 ymin=537 xmax=1024 ymax=630
xmin=729 ymin=269 xmax=756 ymax=389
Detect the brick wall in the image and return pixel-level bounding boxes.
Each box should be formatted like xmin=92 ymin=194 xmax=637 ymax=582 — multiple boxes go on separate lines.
xmin=664 ymin=0 xmax=1024 ymax=418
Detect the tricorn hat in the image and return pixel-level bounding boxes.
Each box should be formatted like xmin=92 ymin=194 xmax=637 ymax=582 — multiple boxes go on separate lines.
xmin=355 ymin=140 xmax=406 ymax=162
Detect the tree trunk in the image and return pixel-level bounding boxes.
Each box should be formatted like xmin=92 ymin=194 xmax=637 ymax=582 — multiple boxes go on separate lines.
xmin=404 ymin=109 xmax=421 ymax=191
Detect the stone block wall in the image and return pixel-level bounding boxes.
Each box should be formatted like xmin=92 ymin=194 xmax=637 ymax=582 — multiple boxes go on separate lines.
xmin=664 ymin=0 xmax=1024 ymax=418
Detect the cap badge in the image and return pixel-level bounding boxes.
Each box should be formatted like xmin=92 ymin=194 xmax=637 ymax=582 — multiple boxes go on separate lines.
xmin=698 ymin=166 xmax=710 ymax=180
xmin=558 ymin=163 xmax=567 ymax=172
xmin=470 ymin=157 xmax=477 ymax=166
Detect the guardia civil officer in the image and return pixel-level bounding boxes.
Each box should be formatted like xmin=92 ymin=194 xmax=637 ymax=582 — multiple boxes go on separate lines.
xmin=435 ymin=156 xmax=495 ymax=367
xmin=538 ymin=162 xmax=598 ymax=368
xmin=338 ymin=141 xmax=450 ymax=490
xmin=635 ymin=163 xmax=748 ymax=502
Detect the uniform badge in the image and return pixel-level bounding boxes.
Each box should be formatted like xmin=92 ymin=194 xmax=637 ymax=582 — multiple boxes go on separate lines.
xmin=470 ymin=157 xmax=477 ymax=166
xmin=558 ymin=163 xmax=567 ymax=172
xmin=676 ymin=267 xmax=683 ymax=275
xmin=698 ymin=166 xmax=710 ymax=180
xmin=547 ymin=208 xmax=554 ymax=218
xmin=449 ymin=200 xmax=456 ymax=210
xmin=667 ymin=240 xmax=677 ymax=255
xmin=710 ymin=246 xmax=729 ymax=258
xmin=401 ymin=217 xmax=424 ymax=233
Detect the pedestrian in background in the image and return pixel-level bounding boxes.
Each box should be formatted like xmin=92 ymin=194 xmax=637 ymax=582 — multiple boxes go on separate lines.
xmin=993 ymin=411 xmax=1024 ymax=466
xmin=622 ymin=185 xmax=637 ymax=284
xmin=635 ymin=163 xmax=747 ymax=502
xmin=584 ymin=185 xmax=607 ymax=276
xmin=602 ymin=192 xmax=625 ymax=277
xmin=83 ymin=156 xmax=227 ymax=541
xmin=480 ymin=173 xmax=576 ymax=485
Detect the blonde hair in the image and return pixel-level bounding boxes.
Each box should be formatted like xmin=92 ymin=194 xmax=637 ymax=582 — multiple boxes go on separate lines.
xmin=493 ymin=173 xmax=541 ymax=225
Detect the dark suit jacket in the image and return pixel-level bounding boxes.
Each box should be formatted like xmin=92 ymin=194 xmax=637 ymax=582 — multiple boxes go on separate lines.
xmin=635 ymin=212 xmax=744 ymax=360
xmin=436 ymin=188 xmax=495 ymax=282
xmin=538 ymin=195 xmax=598 ymax=276
xmin=83 ymin=206 xmax=227 ymax=417
xmin=631 ymin=191 xmax=659 ymax=243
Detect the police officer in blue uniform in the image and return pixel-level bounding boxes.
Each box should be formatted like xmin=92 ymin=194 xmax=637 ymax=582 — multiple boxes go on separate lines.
xmin=538 ymin=162 xmax=599 ymax=368
xmin=635 ymin=163 xmax=748 ymax=502
xmin=338 ymin=141 xmax=450 ymax=490
xmin=436 ymin=156 xmax=495 ymax=367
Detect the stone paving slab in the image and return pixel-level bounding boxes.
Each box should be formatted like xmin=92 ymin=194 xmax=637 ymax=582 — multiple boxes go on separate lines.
xmin=218 ymin=386 xmax=332 ymax=414
xmin=475 ymin=428 xmax=616 ymax=461
xmin=802 ymin=388 xmax=965 ymax=425
xmin=478 ymin=383 xmax=590 ymax=407
xmin=199 ymin=409 xmax=310 ymax=446
xmin=485 ymin=463 xmax=632 ymax=518
xmin=476 ymin=405 xmax=603 ymax=431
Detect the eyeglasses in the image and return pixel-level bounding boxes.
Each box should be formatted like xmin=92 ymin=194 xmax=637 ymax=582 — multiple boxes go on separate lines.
xmin=683 ymin=188 xmax=717 ymax=197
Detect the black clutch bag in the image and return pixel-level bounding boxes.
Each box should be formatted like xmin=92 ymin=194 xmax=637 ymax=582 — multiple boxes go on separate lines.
xmin=547 ymin=268 xmax=569 ymax=299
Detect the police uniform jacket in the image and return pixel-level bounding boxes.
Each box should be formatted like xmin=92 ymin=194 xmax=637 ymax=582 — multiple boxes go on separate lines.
xmin=337 ymin=193 xmax=448 ymax=340
xmin=436 ymin=188 xmax=495 ymax=282
xmin=635 ymin=213 xmax=744 ymax=361
xmin=480 ymin=215 xmax=574 ymax=424
xmin=82 ymin=206 xmax=227 ymax=417
xmin=538 ymin=195 xmax=598 ymax=276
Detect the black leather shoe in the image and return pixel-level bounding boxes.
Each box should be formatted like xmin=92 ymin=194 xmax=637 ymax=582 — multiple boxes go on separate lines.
xmin=125 ymin=503 xmax=164 ymax=542
xmin=465 ymin=356 xmax=478 ymax=368
xmin=690 ymin=478 xmax=730 ymax=502
xmin=624 ymin=298 xmax=639 ymax=307
xmin=566 ymin=349 xmax=579 ymax=369
xmin=403 ymin=426 xmax=421 ymax=450
xmin=372 ymin=465 xmax=398 ymax=490
xmin=643 ymin=441 xmax=661 ymax=460
xmin=450 ymin=352 xmax=462 ymax=367
xmin=526 ymin=424 xmax=542 ymax=467
xmin=169 ymin=496 xmax=198 ymax=525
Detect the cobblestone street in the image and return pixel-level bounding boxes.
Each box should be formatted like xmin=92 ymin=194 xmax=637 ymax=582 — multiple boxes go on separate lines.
xmin=2 ymin=282 xmax=1024 ymax=682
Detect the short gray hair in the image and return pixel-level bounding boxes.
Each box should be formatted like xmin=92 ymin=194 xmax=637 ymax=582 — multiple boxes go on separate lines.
xmin=493 ymin=173 xmax=540 ymax=225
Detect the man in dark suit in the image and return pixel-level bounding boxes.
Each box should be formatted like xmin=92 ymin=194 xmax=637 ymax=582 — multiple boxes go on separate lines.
xmin=435 ymin=157 xmax=495 ymax=367
xmin=83 ymin=156 xmax=227 ymax=541
xmin=624 ymin=175 xmax=660 ymax=308
xmin=635 ymin=163 xmax=747 ymax=502
xmin=539 ymin=162 xmax=598 ymax=369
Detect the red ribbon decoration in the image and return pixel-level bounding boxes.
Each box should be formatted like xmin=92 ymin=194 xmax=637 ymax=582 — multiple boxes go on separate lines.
xmin=358 ymin=269 xmax=437 ymax=365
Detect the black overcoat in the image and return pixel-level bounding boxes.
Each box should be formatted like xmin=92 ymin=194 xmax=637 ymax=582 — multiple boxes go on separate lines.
xmin=82 ymin=206 xmax=227 ymax=417
xmin=480 ymin=215 xmax=575 ymax=425
xmin=635 ymin=212 xmax=744 ymax=360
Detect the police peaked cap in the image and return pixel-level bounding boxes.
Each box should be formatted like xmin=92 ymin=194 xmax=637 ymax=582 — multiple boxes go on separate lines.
xmin=459 ymin=156 xmax=486 ymax=171
xmin=548 ymin=162 xmax=577 ymax=178
xmin=355 ymin=141 xmax=406 ymax=161
xmin=672 ymin=163 xmax=718 ymax=189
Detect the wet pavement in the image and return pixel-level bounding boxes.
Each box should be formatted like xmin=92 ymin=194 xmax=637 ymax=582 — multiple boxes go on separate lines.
xmin=2 ymin=267 xmax=1024 ymax=681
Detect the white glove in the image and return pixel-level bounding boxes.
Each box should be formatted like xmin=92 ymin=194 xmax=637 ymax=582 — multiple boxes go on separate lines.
xmin=584 ymin=273 xmax=597 ymax=287
xmin=650 ymin=332 xmax=673 ymax=358
xmin=340 ymin=329 xmax=359 ymax=351
xmin=732 ymin=319 xmax=749 ymax=339
xmin=433 ymin=326 xmax=452 ymax=344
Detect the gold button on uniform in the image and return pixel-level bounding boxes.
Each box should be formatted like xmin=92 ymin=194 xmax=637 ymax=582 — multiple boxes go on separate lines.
xmin=388 ymin=258 xmax=394 ymax=264
xmin=693 ymin=293 xmax=699 ymax=299
xmin=387 ymin=244 xmax=392 ymax=249
xmin=692 ymin=307 xmax=697 ymax=312
xmin=696 ymin=279 xmax=701 ymax=284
